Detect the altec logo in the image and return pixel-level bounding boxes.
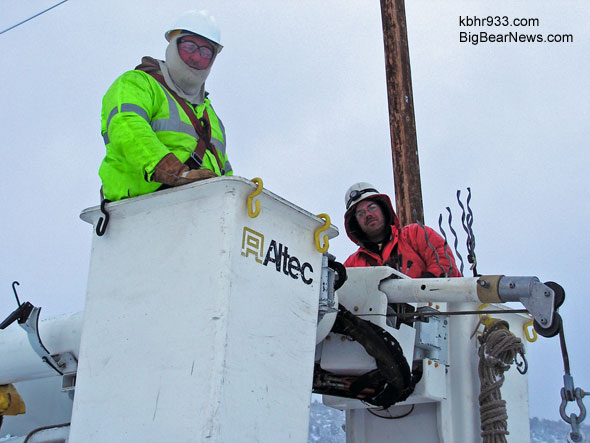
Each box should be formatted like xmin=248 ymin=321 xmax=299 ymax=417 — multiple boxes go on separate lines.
xmin=241 ymin=227 xmax=314 ymax=285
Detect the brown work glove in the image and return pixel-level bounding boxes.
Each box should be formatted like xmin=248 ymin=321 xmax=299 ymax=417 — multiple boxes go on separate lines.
xmin=184 ymin=169 xmax=217 ymax=181
xmin=152 ymin=153 xmax=216 ymax=186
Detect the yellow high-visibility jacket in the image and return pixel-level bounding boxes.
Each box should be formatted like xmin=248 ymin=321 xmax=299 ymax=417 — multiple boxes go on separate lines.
xmin=99 ymin=69 xmax=231 ymax=201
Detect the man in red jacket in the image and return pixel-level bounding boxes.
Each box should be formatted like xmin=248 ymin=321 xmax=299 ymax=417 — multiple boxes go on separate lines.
xmin=343 ymin=182 xmax=461 ymax=278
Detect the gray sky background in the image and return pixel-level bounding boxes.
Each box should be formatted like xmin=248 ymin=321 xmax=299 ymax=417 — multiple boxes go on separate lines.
xmin=1 ymin=0 xmax=588 ymax=422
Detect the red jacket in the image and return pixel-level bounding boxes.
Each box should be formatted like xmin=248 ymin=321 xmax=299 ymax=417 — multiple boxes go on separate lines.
xmin=344 ymin=194 xmax=461 ymax=278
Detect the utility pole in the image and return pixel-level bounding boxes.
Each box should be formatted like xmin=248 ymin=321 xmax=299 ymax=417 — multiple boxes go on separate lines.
xmin=379 ymin=0 xmax=423 ymax=226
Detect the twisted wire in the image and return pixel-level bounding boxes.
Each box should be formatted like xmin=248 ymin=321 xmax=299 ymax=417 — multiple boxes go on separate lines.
xmin=446 ymin=207 xmax=464 ymax=275
xmin=416 ymin=219 xmax=446 ymax=276
xmin=438 ymin=214 xmax=454 ymax=277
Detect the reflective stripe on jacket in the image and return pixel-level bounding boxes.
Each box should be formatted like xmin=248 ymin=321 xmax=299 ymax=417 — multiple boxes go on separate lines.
xmin=99 ymin=70 xmax=232 ymax=201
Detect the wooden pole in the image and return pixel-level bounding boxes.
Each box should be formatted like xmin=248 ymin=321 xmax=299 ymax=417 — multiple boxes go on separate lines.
xmin=379 ymin=0 xmax=424 ymax=226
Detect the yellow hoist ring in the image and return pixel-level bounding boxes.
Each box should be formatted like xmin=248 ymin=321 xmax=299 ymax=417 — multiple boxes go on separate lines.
xmin=314 ymin=213 xmax=331 ymax=253
xmin=523 ymin=318 xmax=538 ymax=343
xmin=247 ymin=177 xmax=263 ymax=218
xmin=477 ymin=303 xmax=498 ymax=329
xmin=470 ymin=303 xmax=500 ymax=339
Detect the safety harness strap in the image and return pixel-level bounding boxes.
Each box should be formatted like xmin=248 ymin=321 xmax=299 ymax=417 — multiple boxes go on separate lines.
xmin=143 ymin=72 xmax=223 ymax=174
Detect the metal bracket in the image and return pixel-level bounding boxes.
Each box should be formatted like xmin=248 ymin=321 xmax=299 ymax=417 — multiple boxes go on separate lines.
xmin=413 ymin=307 xmax=449 ymax=365
xmin=316 ymin=254 xmax=339 ymax=344
xmin=318 ymin=254 xmax=338 ymax=321
xmin=498 ymin=276 xmax=555 ymax=328
xmin=19 ymin=306 xmax=78 ymax=382
xmin=1 ymin=283 xmax=78 ymax=391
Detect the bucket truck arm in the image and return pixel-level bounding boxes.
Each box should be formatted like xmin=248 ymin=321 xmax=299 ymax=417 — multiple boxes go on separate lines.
xmin=314 ymin=265 xmax=565 ymax=410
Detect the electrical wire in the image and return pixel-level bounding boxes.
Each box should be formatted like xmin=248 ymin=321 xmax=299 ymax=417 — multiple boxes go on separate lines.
xmin=23 ymin=422 xmax=70 ymax=443
xmin=365 ymin=403 xmax=415 ymax=419
xmin=559 ymin=323 xmax=571 ymax=375
xmin=354 ymin=308 xmax=528 ymax=319
xmin=0 ymin=0 xmax=69 ymax=35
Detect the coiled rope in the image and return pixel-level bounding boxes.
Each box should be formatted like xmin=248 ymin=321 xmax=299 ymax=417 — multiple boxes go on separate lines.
xmin=477 ymin=320 xmax=525 ymax=442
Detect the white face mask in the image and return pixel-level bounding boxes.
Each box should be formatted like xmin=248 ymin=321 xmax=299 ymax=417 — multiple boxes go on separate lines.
xmin=159 ymin=34 xmax=214 ymax=105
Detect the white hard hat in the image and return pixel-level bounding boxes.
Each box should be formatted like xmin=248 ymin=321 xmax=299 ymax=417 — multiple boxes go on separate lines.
xmin=165 ymin=10 xmax=223 ymax=50
xmin=344 ymin=182 xmax=380 ymax=210
xmin=343 ymin=182 xmax=399 ymax=243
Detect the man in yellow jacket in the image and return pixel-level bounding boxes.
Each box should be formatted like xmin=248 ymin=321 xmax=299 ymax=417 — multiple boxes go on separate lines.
xmin=99 ymin=10 xmax=232 ymax=201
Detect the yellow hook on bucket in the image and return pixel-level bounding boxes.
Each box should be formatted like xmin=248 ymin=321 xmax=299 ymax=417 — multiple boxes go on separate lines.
xmin=523 ymin=318 xmax=538 ymax=343
xmin=314 ymin=213 xmax=331 ymax=253
xmin=247 ymin=178 xmax=263 ymax=218
xmin=470 ymin=303 xmax=501 ymax=339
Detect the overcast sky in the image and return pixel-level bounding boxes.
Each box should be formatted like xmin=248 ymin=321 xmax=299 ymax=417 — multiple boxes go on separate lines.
xmin=1 ymin=0 xmax=588 ymax=422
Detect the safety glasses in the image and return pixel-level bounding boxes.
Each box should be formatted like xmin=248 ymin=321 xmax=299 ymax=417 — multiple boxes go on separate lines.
xmin=177 ymin=38 xmax=215 ymax=59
